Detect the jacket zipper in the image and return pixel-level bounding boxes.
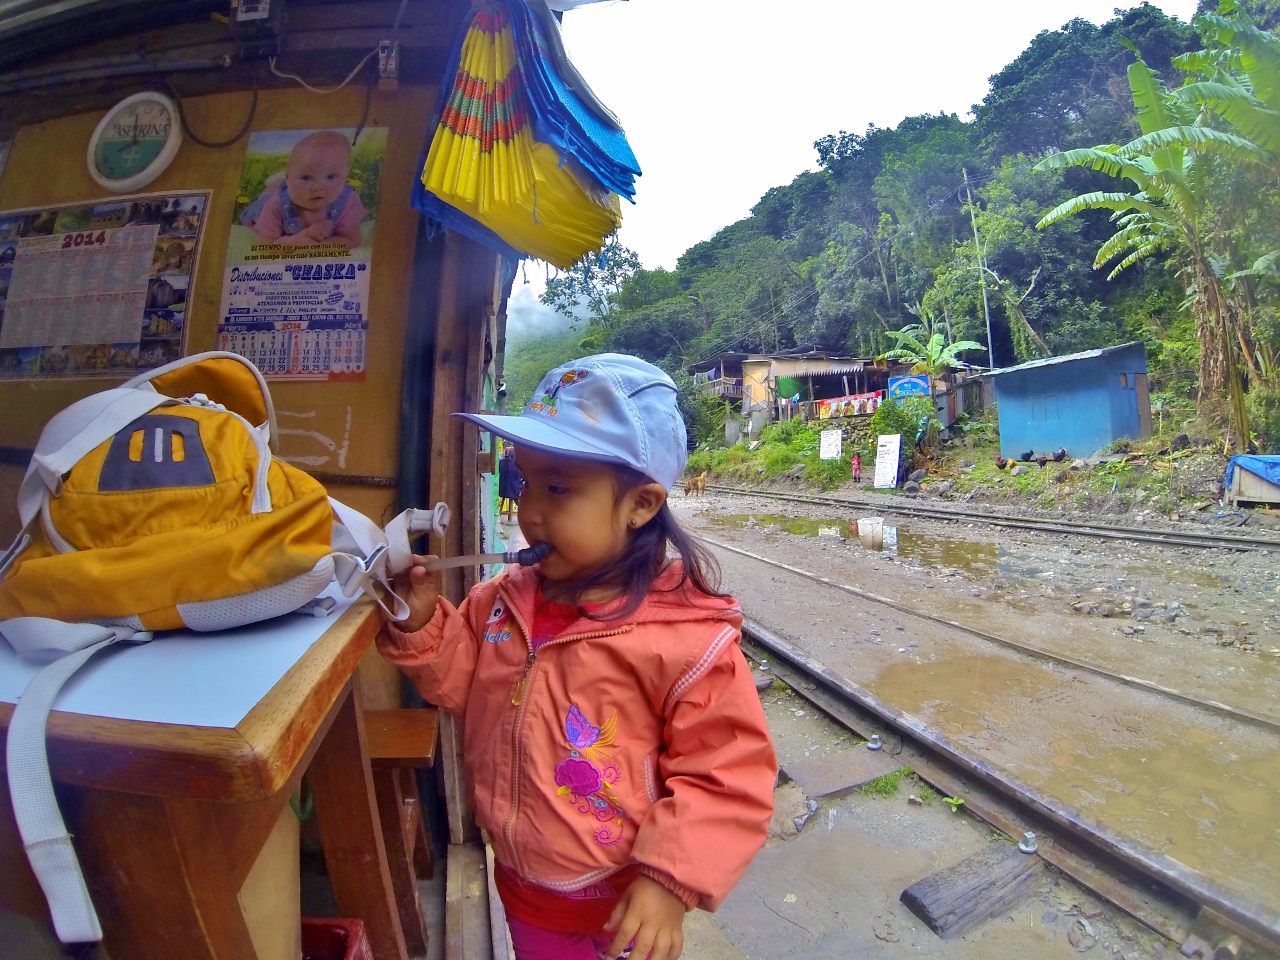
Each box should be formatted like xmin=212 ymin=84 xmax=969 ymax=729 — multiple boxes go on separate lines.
xmin=500 ymin=609 xmax=633 ymax=875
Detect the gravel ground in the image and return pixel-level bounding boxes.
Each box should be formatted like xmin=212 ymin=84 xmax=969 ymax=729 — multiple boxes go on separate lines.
xmin=671 ymin=488 xmax=1280 ymax=939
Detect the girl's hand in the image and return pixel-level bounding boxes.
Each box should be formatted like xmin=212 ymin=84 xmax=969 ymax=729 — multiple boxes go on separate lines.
xmin=390 ymin=554 xmax=441 ymax=633
xmin=604 ymin=875 xmax=685 ymax=960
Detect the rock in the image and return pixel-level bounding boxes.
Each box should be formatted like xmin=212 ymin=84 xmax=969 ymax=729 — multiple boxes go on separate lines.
xmin=903 ymin=480 xmax=921 ymax=494
xmin=753 ymin=672 xmax=774 ymax=692
xmin=962 ymin=466 xmax=975 ymax=474
xmin=1098 ymin=604 xmax=1116 ymax=617
xmin=935 ymin=481 xmax=955 ymax=494
xmin=1135 ymin=608 xmax=1156 ymax=621
xmin=1085 ymin=456 xmax=1102 ymax=467
xmin=1042 ymin=910 xmax=1059 ymax=924
xmin=1200 ymin=622 xmax=1226 ymax=635
xmin=1171 ymin=433 xmax=1190 ymax=452
xmin=1072 ymin=601 xmax=1097 ymax=615
xmin=908 ymin=468 xmax=928 ymax=482
xmin=1072 ymin=459 xmax=1087 ymax=470
xmin=1068 ymin=926 xmax=1097 ymax=952
xmin=1134 ymin=597 xmax=1152 ymax=607
xmin=959 ymin=459 xmax=974 ymax=468
xmin=1011 ymin=465 xmax=1029 ymax=476
xmin=1121 ymin=626 xmax=1135 ymax=636
xmin=785 ymin=464 xmax=807 ymax=479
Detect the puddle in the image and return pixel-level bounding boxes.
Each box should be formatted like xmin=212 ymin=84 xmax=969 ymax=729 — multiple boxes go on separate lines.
xmin=708 ymin=512 xmax=1004 ymax=577
xmin=869 ymin=653 xmax=1280 ymax=906
xmin=870 ymin=655 xmax=1057 ymax=738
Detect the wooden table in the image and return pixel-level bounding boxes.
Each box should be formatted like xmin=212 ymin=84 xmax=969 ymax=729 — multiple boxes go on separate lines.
xmin=0 ymin=590 xmax=410 ymax=960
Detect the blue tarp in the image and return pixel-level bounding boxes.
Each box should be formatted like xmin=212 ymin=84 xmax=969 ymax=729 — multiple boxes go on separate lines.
xmin=1225 ymin=455 xmax=1280 ymax=490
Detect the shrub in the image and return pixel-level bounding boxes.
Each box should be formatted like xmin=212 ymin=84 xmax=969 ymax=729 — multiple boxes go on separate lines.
xmin=1246 ymin=386 xmax=1280 ymax=453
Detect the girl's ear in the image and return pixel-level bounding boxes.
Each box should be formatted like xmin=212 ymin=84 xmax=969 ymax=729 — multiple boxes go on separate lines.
xmin=624 ymin=482 xmax=666 ymax=529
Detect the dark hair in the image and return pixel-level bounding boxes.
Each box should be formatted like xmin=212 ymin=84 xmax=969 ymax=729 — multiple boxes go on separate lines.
xmin=546 ymin=466 xmax=726 ymax=620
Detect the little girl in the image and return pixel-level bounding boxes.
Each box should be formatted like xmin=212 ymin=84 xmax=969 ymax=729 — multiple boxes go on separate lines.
xmin=381 ymin=354 xmax=776 ymax=960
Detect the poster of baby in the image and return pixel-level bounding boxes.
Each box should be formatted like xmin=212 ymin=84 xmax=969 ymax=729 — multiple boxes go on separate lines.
xmin=218 ymin=127 xmax=386 ymax=381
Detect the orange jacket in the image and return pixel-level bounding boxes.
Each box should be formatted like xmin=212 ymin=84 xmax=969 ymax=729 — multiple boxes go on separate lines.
xmin=378 ymin=564 xmax=776 ymax=910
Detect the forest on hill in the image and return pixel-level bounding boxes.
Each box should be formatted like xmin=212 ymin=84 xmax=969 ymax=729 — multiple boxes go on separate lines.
xmin=509 ymin=0 xmax=1280 ymax=450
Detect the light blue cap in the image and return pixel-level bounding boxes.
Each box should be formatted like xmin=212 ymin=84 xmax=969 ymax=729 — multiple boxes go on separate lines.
xmin=456 ymin=353 xmax=687 ymax=490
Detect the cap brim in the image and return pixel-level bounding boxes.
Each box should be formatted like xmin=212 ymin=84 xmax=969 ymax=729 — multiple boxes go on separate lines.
xmin=453 ymin=412 xmax=635 ymax=471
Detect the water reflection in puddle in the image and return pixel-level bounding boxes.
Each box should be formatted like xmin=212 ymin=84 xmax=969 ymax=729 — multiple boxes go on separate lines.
xmin=707 ymin=512 xmax=1013 ymax=577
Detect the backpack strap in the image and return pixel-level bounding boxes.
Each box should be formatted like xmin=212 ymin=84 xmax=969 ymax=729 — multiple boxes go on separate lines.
xmin=19 ymin=389 xmax=170 ymax=528
xmin=2 ymin=619 xmax=152 ymax=944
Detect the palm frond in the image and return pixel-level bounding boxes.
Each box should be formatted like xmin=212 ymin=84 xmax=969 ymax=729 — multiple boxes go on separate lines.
xmin=1127 ymin=57 xmax=1177 ymax=136
xmin=1033 ymin=147 xmax=1148 ymax=186
xmin=1036 ymin=192 xmax=1153 ymax=229
xmin=1174 ymin=81 xmax=1280 ymax=151
xmin=1116 ymin=124 xmax=1269 ymax=164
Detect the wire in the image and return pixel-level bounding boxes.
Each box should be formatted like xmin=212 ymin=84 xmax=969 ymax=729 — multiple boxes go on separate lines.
xmin=269 ymin=47 xmax=379 ymax=94
xmin=167 ymin=81 xmax=258 ymax=149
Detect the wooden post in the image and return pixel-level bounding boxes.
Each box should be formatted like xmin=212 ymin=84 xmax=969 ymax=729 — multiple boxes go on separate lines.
xmin=310 ymin=682 xmax=408 ymax=960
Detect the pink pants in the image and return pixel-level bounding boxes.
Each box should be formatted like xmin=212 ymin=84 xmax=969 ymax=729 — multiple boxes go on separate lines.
xmin=506 ymin=915 xmax=630 ymax=960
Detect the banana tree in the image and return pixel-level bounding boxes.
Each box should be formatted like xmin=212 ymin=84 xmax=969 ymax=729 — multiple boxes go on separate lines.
xmin=878 ymin=329 xmax=984 ymax=402
xmin=1033 ymin=43 xmax=1268 ymax=450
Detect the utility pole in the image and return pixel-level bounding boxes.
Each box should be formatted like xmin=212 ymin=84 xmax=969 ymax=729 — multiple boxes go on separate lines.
xmin=964 ymin=168 xmax=995 ymax=369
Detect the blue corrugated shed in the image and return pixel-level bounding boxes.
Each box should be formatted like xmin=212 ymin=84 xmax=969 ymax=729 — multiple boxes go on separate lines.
xmin=988 ymin=342 xmax=1152 ymax=459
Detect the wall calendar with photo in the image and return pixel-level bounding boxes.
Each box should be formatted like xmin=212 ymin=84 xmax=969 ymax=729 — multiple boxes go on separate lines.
xmin=0 ymin=192 xmax=208 ymax=379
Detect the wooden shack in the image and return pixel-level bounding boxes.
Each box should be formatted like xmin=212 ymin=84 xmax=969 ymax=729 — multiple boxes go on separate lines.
xmin=0 ymin=2 xmax=521 ymax=957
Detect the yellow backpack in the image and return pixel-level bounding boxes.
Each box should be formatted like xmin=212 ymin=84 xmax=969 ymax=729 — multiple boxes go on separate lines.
xmin=0 ymin=351 xmax=447 ymax=943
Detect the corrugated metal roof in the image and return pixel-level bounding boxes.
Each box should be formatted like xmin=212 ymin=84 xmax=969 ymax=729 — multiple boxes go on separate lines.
xmin=987 ymin=341 xmax=1145 ymax=377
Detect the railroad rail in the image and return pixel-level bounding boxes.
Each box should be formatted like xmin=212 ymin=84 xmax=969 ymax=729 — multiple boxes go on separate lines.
xmin=705 ymin=483 xmax=1280 ymax=552
xmin=699 ymin=535 xmax=1280 ymax=735
xmin=741 ymin=619 xmax=1280 ymax=957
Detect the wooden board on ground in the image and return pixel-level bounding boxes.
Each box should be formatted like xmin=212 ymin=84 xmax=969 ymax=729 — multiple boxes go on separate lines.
xmin=900 ymin=842 xmax=1045 ymax=940
xmin=782 ymin=748 xmax=902 ymax=799
xmin=446 ymin=843 xmax=492 ymax=960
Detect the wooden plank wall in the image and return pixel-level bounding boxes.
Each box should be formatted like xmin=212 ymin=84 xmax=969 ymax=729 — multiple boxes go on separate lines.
xmin=0 ymin=82 xmax=506 ymax=709
xmin=0 ymin=83 xmax=437 ymax=539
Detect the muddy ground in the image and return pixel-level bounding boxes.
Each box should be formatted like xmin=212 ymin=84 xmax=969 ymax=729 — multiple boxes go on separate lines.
xmin=669 ymin=489 xmax=1280 ymax=956
xmin=680 ymin=684 xmax=1172 ymax=960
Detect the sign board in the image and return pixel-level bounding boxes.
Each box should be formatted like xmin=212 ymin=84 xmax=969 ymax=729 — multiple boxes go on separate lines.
xmin=888 ymin=375 xmax=930 ymax=399
xmin=818 ymin=391 xmax=882 ymax=418
xmin=819 ymin=428 xmax=843 ymax=460
xmin=873 ymin=433 xmax=902 ymax=488
xmin=0 ymin=191 xmax=209 ymax=379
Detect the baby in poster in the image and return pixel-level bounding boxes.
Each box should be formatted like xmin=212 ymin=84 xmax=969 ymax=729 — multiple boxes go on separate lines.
xmin=239 ymin=130 xmax=366 ymax=247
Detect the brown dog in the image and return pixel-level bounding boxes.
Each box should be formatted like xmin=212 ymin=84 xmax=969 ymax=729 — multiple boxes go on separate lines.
xmin=684 ymin=471 xmax=707 ymax=497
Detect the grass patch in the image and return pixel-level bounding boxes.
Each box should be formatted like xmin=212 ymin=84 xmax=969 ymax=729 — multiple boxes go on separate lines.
xmin=856 ymin=766 xmax=912 ymax=798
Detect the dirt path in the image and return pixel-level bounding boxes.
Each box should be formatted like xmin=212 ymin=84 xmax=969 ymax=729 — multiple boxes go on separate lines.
xmin=673 ymin=490 xmax=1280 ymax=938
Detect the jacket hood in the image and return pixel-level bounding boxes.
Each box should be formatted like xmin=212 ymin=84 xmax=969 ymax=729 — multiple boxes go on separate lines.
xmin=499 ymin=561 xmax=742 ymax=630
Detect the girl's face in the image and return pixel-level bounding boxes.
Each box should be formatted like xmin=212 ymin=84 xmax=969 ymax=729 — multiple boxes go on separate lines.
xmin=285 ymin=143 xmax=349 ymax=211
xmin=513 ymin=446 xmax=665 ymax=583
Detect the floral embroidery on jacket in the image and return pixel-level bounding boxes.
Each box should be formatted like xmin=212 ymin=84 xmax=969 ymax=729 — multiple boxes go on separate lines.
xmin=553 ymin=704 xmax=628 ymax=846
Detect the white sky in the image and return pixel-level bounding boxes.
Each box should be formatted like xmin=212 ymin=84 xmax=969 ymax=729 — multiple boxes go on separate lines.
xmin=559 ymin=0 xmax=1200 ymax=271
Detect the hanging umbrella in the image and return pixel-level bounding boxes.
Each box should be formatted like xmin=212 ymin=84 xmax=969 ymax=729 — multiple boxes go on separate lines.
xmin=414 ymin=1 xmax=637 ymax=268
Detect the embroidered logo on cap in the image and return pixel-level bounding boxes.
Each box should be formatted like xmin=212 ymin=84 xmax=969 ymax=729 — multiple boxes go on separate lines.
xmin=528 ymin=369 xmax=589 ymax=418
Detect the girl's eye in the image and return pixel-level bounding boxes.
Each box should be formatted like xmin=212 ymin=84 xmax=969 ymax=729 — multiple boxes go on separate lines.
xmin=547 ymin=484 xmax=570 ymax=495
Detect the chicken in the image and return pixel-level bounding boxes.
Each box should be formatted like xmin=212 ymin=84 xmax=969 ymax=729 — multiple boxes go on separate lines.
xmin=1036 ymin=454 xmax=1049 ymax=469
xmin=995 ymin=455 xmax=1009 ymax=470
xmin=1052 ymin=447 xmax=1068 ymax=462
xmin=1019 ymin=449 xmax=1036 ymax=462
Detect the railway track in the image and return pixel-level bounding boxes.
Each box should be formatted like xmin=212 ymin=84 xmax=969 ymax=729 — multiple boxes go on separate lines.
xmin=705 ymin=483 xmax=1280 ymax=552
xmin=741 ymin=619 xmax=1280 ymax=958
xmin=699 ymin=535 xmax=1280 ymax=735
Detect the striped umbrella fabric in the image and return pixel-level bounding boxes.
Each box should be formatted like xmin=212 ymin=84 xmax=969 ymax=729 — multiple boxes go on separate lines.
xmin=413 ymin=1 xmax=638 ymax=268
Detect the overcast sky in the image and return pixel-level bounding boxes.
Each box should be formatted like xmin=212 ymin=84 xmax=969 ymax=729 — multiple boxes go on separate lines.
xmin=509 ymin=0 xmax=1199 ymax=339
xmin=559 ymin=0 xmax=1200 ymax=270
